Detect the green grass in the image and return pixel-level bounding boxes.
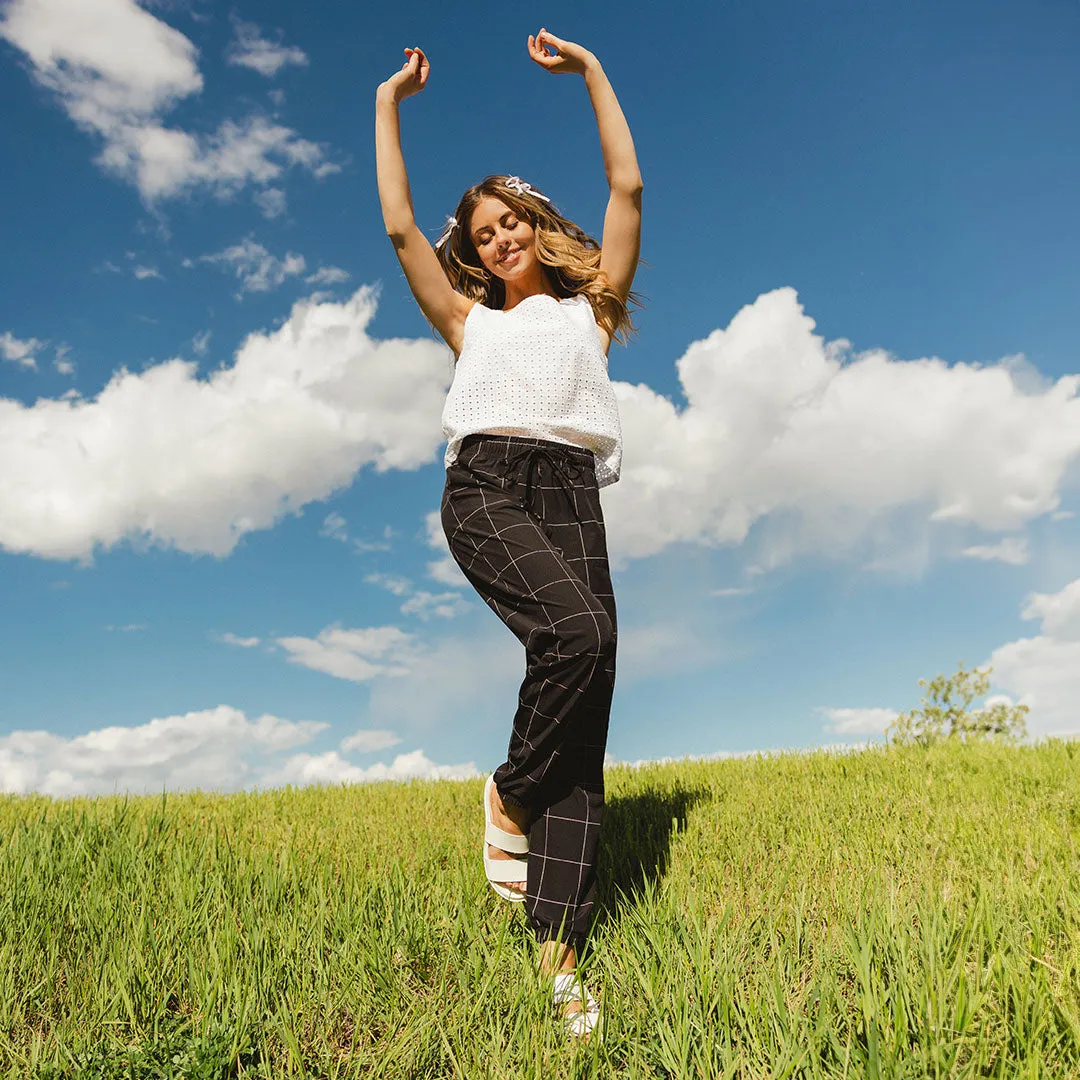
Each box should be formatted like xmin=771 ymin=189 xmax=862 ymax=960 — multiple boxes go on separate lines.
xmin=3 ymin=740 xmax=1080 ymax=1078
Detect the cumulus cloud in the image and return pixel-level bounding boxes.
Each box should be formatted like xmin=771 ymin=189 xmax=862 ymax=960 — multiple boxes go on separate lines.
xmin=1 ymin=330 xmax=44 ymax=369
xmin=0 ymin=706 xmax=474 ymax=796
xmin=133 ymin=264 xmax=162 ymax=280
xmin=602 ymin=288 xmax=1080 ymax=571
xmin=0 ymin=706 xmax=323 ymax=796
xmin=6 ymin=285 xmax=1077 ymax=572
xmin=226 ymin=17 xmax=308 ymax=78
xmin=275 ymin=625 xmax=416 ymax=682
xmin=987 ymin=577 xmax=1080 ymax=738
xmin=818 ymin=706 xmax=898 ymax=736
xmin=219 ymin=632 xmax=260 ymax=647
xmin=0 ymin=286 xmax=450 ymax=561
xmin=191 ymin=330 xmax=211 ymax=356
xmin=0 ymin=0 xmax=334 ymax=201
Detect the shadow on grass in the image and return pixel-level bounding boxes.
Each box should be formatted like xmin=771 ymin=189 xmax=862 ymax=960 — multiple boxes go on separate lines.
xmin=592 ymin=783 xmax=709 ymax=935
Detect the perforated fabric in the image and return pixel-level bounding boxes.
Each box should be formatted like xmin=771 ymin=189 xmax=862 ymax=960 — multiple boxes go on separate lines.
xmin=441 ymin=294 xmax=622 ymax=486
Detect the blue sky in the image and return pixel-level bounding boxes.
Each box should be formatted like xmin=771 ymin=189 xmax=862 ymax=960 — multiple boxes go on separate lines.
xmin=2 ymin=0 xmax=1079 ymax=797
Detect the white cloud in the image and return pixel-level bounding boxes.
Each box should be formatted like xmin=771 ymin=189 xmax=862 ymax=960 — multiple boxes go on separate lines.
xmin=226 ymin=17 xmax=308 ymax=78
xmin=987 ymin=577 xmax=1080 ymax=737
xmin=191 ymin=330 xmax=211 ymax=356
xmin=0 ymin=706 xmax=474 ymax=796
xmin=712 ymin=586 xmax=754 ymax=597
xmin=0 ymin=0 xmax=334 ymax=201
xmin=960 ymin=536 xmax=1029 ymax=565
xmin=198 ymin=238 xmax=306 ymax=295
xmin=602 ymin=288 xmax=1080 ymax=571
xmin=1 ymin=331 xmax=44 ymax=369
xmin=365 ymin=572 xmax=412 ymax=597
xmin=340 ymin=728 xmax=401 ymax=753
xmin=367 ymin=629 xmax=523 ymax=736
xmin=305 ymin=266 xmax=350 ymax=286
xmin=219 ymin=632 xmax=261 ymax=648
xmin=424 ymin=508 xmax=467 ymax=586
xmin=258 ymin=747 xmax=478 ymax=789
xmin=133 ymin=264 xmax=162 ymax=280
xmin=54 ymin=344 xmax=74 ymax=375
xmin=320 ymin=511 xmax=348 ymax=542
xmin=1021 ymin=579 xmax=1080 ymax=640
xmin=0 ymin=286 xmax=450 ymax=561
xmin=367 ymin=556 xmax=468 ymax=619
xmin=818 ymin=706 xmax=898 ymax=736
xmin=275 ymin=624 xmax=416 ymax=682
xmin=254 ymin=186 xmax=286 ymax=219
xmin=0 ymin=706 xmax=326 ymax=796
xmin=9 ymin=285 xmax=1075 ymax=572
xmin=400 ymin=590 xmax=471 ymax=621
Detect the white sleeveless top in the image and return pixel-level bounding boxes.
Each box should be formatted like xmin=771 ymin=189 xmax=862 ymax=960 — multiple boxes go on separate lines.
xmin=441 ymin=293 xmax=622 ymax=487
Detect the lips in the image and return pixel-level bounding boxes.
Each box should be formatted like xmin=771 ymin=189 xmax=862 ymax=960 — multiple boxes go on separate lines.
xmin=497 ymin=248 xmax=520 ymax=266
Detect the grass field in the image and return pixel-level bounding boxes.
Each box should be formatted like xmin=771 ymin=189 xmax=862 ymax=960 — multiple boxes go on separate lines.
xmin=3 ymin=740 xmax=1080 ymax=1078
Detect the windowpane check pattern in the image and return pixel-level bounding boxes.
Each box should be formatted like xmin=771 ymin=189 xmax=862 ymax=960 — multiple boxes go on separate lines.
xmin=441 ymin=433 xmax=617 ymax=949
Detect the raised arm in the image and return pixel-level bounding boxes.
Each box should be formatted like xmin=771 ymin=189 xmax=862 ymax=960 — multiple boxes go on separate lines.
xmin=376 ymin=48 xmax=472 ymax=353
xmin=528 ymin=30 xmax=643 ymax=302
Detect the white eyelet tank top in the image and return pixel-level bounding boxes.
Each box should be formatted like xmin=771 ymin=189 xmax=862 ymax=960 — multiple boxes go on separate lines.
xmin=441 ymin=293 xmax=622 ymax=487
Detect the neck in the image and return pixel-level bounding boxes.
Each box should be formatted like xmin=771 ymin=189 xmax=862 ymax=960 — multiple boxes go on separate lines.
xmin=501 ymin=265 xmax=558 ymax=310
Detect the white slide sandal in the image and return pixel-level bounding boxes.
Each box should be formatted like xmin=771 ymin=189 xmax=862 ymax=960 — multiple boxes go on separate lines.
xmin=553 ymin=973 xmax=602 ymax=1041
xmin=483 ymin=774 xmax=529 ymax=902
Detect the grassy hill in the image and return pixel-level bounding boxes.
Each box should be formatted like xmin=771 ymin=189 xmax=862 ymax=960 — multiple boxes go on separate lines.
xmin=3 ymin=741 xmax=1079 ymax=1078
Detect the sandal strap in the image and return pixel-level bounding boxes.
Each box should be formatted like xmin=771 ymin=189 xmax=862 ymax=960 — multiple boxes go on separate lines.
xmin=553 ymin=975 xmax=600 ymax=1038
xmin=484 ymin=854 xmax=529 ymax=883
xmin=485 ymin=822 xmax=529 ymax=854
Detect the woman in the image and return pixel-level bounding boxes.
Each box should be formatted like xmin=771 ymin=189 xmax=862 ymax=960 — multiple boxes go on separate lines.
xmin=375 ymin=29 xmax=642 ymax=1040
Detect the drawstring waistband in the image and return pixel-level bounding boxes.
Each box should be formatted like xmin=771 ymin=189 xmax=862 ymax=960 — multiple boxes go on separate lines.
xmin=506 ymin=444 xmax=583 ymax=518
xmin=456 ymin=435 xmax=590 ymax=523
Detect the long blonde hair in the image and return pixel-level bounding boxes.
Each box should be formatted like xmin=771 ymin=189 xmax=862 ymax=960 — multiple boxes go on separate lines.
xmin=433 ymin=175 xmax=642 ymax=345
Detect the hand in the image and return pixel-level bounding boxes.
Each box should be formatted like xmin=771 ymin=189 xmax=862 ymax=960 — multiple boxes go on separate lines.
xmin=527 ymin=29 xmax=596 ymax=76
xmin=378 ymin=46 xmax=430 ymax=103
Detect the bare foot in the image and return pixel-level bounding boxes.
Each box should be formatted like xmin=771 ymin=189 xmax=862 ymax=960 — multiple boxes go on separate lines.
xmin=488 ymin=781 xmax=529 ymax=896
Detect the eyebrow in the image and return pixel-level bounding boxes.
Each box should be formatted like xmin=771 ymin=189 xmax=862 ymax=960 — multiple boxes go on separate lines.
xmin=471 ymin=211 xmax=517 ymax=240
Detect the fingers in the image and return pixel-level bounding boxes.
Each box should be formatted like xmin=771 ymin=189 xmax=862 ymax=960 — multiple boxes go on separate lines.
xmin=527 ymin=31 xmax=558 ymax=68
xmin=401 ymin=46 xmax=429 ymax=87
xmin=538 ymin=27 xmax=567 ymax=51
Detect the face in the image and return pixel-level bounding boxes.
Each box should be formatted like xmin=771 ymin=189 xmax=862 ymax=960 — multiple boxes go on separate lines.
xmin=468 ymin=196 xmax=537 ymax=282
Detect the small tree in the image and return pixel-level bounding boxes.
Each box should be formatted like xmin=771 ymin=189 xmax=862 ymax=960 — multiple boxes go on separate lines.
xmin=886 ymin=662 xmax=1029 ymax=746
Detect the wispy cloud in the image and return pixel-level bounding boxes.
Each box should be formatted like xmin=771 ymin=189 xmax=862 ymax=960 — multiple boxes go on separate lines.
xmin=226 ymin=17 xmax=309 ymax=78
xmin=960 ymin=536 xmax=1029 ymax=565
xmin=276 ymin=625 xmax=416 ymax=683
xmin=196 ymin=238 xmax=306 ymax=295
xmin=1 ymin=330 xmax=43 ymax=370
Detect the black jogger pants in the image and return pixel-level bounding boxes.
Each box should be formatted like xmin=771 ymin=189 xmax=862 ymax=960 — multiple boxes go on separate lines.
xmin=441 ymin=433 xmax=617 ymax=951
